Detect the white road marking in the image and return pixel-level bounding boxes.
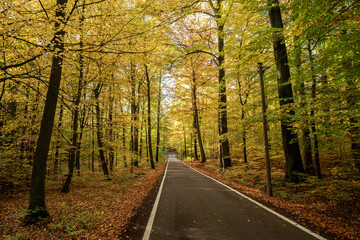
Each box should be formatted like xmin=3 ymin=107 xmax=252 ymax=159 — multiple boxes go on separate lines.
xmin=142 ymin=159 xmax=170 ymax=240
xmin=181 ymin=160 xmax=327 ymax=240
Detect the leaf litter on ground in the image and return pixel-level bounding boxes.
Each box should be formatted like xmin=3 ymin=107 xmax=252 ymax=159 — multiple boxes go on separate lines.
xmin=0 ymin=162 xmax=166 ymax=239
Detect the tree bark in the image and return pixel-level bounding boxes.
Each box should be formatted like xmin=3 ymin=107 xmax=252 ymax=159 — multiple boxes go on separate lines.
xmin=307 ymin=43 xmax=321 ymax=178
xmin=192 ymin=70 xmax=206 ymax=163
xmin=347 ymin=81 xmax=360 ymax=169
xmin=236 ymin=77 xmax=248 ymax=164
xmin=62 ymin=10 xmax=85 ymax=191
xmin=119 ymin=102 xmax=127 ymax=167
xmin=193 ymin=135 xmax=199 ymax=161
xmin=241 ymin=112 xmax=247 ymax=164
xmin=108 ymin=86 xmax=114 ymax=171
xmin=130 ymin=64 xmax=139 ymax=167
xmin=183 ymin=120 xmax=187 ymax=159
xmin=76 ymin=110 xmax=86 ymax=176
xmin=25 ymin=0 xmax=68 ymax=224
xmin=139 ymin=107 xmax=144 ymax=159
xmin=295 ymin=36 xmax=314 ymax=175
xmin=94 ymin=84 xmax=110 ymax=179
xmin=61 ymin=105 xmax=80 ymax=193
xmin=214 ymin=0 xmax=231 ymax=168
xmin=267 ymin=0 xmax=304 ymax=181
xmin=155 ymin=76 xmax=162 ymax=162
xmin=145 ymin=64 xmax=155 ymax=169
xmin=122 ymin=124 xmax=127 ymax=167
xmin=258 ymin=63 xmax=273 ymax=197
xmin=54 ymin=104 xmax=63 ymax=174
xmin=218 ymin=111 xmax=223 ymax=168
xmin=91 ymin=105 xmax=95 ymax=172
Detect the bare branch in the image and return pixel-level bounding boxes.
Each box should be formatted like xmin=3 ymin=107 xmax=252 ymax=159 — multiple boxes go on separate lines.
xmin=38 ymin=0 xmax=49 ymax=20
xmin=186 ymin=50 xmax=219 ymax=65
xmin=0 ymin=53 xmax=42 ymax=71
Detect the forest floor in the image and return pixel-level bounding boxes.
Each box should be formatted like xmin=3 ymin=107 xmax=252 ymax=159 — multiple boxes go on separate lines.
xmin=0 ymin=162 xmax=166 ymax=240
xmin=184 ymin=158 xmax=360 ymax=240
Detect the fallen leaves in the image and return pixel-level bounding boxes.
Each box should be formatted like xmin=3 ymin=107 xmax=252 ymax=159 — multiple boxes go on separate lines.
xmin=0 ymin=162 xmax=166 ymax=239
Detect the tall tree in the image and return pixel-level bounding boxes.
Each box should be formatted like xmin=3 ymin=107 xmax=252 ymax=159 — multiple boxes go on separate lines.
xmin=267 ymin=0 xmax=304 ymax=181
xmin=145 ymin=64 xmax=155 ymax=169
xmin=25 ymin=0 xmax=68 ymax=224
xmin=155 ymin=75 xmax=162 ymax=163
xmin=130 ymin=63 xmax=139 ymax=168
xmin=191 ymin=69 xmax=206 ymax=163
xmin=108 ymin=85 xmax=115 ymax=171
xmin=294 ymin=36 xmax=315 ymax=175
xmin=94 ymin=83 xmax=110 ymax=179
xmin=307 ymin=42 xmax=321 ymax=178
xmin=208 ymin=0 xmax=231 ymax=168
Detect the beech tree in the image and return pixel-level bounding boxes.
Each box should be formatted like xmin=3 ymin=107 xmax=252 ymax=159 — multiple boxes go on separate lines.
xmin=25 ymin=0 xmax=69 ymax=224
xmin=267 ymin=0 xmax=304 ymax=181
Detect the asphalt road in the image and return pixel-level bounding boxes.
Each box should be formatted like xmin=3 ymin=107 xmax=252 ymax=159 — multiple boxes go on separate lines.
xmin=143 ymin=153 xmax=325 ymax=240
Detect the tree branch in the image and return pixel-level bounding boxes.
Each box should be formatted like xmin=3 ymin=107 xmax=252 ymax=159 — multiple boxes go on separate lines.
xmin=186 ymin=50 xmax=219 ymax=65
xmin=38 ymin=0 xmax=49 ymax=20
xmin=0 ymin=53 xmax=43 ymax=71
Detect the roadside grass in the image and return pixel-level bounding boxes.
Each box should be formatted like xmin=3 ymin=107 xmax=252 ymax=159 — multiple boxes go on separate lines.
xmin=0 ymin=161 xmax=166 ymax=240
xmin=184 ymin=157 xmax=360 ymax=240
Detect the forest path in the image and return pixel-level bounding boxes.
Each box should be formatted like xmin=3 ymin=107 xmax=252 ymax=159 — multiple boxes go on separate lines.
xmin=142 ymin=153 xmax=325 ymax=240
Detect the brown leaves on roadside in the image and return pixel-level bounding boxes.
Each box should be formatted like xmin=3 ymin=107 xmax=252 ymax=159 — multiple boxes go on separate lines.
xmin=0 ymin=163 xmax=166 ymax=239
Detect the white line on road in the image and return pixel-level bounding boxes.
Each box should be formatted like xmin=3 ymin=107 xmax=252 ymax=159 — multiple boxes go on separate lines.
xmin=142 ymin=159 xmax=170 ymax=240
xmin=181 ymin=160 xmax=327 ymax=240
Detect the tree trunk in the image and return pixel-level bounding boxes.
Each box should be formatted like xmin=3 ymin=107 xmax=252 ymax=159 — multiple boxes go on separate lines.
xmin=54 ymin=104 xmax=63 ymax=174
xmin=236 ymin=77 xmax=248 ymax=164
xmin=192 ymin=70 xmax=206 ymax=163
xmin=193 ymin=136 xmax=199 ymax=161
xmin=75 ymin=8 xmax=85 ymax=177
xmin=155 ymin=77 xmax=162 ymax=162
xmin=308 ymin=43 xmax=321 ymax=178
xmin=258 ymin=63 xmax=273 ymax=197
xmin=94 ymin=84 xmax=110 ymax=179
xmin=218 ymin=111 xmax=223 ymax=168
xmin=267 ymin=0 xmax=304 ymax=181
xmin=61 ymin=106 xmax=80 ymax=193
xmin=241 ymin=112 xmax=247 ymax=164
xmin=25 ymin=0 xmax=68 ymax=224
xmin=145 ymin=64 xmax=155 ymax=169
xmin=139 ymin=108 xmax=144 ymax=158
xmin=215 ymin=0 xmax=231 ymax=168
xmin=119 ymin=102 xmax=127 ymax=168
xmin=347 ymin=80 xmax=360 ymax=169
xmin=91 ymin=106 xmax=95 ymax=172
xmin=295 ymin=36 xmax=314 ymax=175
xmin=130 ymin=64 xmax=139 ymax=167
xmin=122 ymin=123 xmax=127 ymax=167
xmin=76 ymin=112 xmax=85 ymax=176
xmin=108 ymin=86 xmax=114 ymax=171
xmin=62 ymin=15 xmax=85 ymax=191
xmin=145 ymin=122 xmax=149 ymax=162
xmin=183 ymin=120 xmax=187 ymax=159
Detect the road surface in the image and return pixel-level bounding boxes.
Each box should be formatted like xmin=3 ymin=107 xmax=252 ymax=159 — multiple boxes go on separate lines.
xmin=143 ymin=153 xmax=325 ymax=240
